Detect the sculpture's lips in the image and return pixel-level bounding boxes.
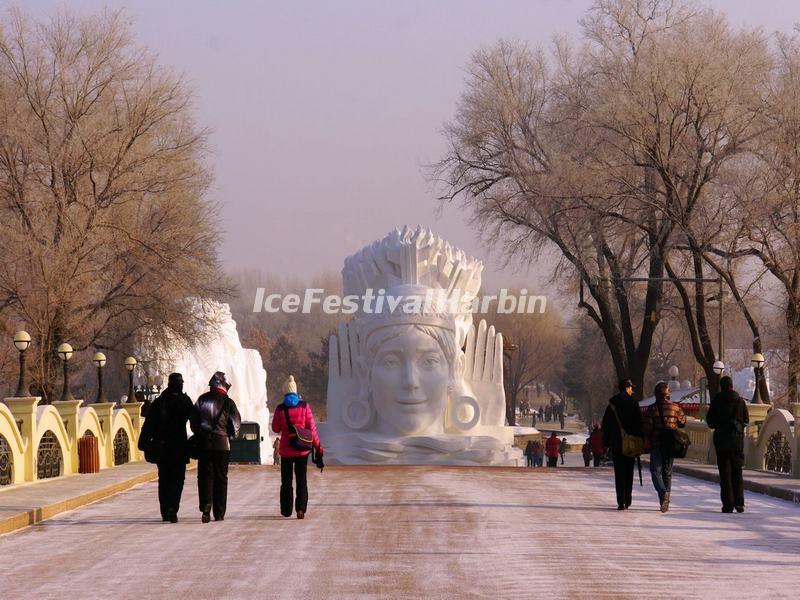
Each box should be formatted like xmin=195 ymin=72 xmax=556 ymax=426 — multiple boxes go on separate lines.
xmin=396 ymin=397 xmax=426 ymax=406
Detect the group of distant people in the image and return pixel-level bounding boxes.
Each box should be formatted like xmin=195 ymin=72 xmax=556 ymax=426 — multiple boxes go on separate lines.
xmin=523 ymin=375 xmax=749 ymax=514
xmin=600 ymin=376 xmax=749 ymax=513
xmin=524 ymin=433 xmax=568 ymax=467
xmin=138 ymin=372 xmax=323 ymax=523
xmin=528 ymin=402 xmax=566 ymax=430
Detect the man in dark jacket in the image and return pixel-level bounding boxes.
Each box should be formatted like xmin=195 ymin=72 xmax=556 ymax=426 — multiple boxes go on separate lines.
xmin=706 ymin=375 xmax=749 ymax=513
xmin=138 ymin=372 xmax=193 ymax=523
xmin=602 ymin=379 xmax=643 ymax=510
xmin=190 ymin=371 xmax=242 ymax=523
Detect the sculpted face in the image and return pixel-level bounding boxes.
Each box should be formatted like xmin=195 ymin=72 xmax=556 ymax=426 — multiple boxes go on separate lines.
xmin=369 ymin=327 xmax=450 ymax=436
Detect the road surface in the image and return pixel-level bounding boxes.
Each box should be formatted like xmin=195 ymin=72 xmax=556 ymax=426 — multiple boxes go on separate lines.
xmin=1 ymin=464 xmax=798 ymax=599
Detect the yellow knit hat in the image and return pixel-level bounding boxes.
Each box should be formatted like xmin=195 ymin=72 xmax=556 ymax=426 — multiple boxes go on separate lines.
xmin=282 ymin=375 xmax=298 ymax=395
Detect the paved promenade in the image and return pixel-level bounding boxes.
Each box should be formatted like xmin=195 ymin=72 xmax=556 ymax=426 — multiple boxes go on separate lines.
xmin=1 ymin=465 xmax=799 ymax=599
xmin=0 ymin=461 xmax=156 ymax=535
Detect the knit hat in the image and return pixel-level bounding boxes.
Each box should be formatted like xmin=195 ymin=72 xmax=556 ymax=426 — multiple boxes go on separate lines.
xmin=282 ymin=375 xmax=298 ymax=395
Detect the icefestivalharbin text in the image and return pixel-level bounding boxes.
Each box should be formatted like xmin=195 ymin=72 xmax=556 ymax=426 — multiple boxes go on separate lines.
xmin=252 ymin=287 xmax=547 ymax=315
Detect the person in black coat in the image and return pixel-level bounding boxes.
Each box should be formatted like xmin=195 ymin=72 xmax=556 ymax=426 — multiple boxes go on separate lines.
xmin=190 ymin=371 xmax=242 ymax=523
xmin=706 ymin=375 xmax=749 ymax=513
xmin=138 ymin=372 xmax=193 ymax=523
xmin=602 ymin=379 xmax=643 ymax=510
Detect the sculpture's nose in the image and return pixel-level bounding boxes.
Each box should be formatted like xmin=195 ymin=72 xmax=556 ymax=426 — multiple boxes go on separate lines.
xmin=401 ymin=361 xmax=420 ymax=390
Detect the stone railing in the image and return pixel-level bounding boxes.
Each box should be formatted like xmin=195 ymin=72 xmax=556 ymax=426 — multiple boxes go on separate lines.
xmin=0 ymin=397 xmax=144 ymax=487
xmin=683 ymin=418 xmax=715 ymax=463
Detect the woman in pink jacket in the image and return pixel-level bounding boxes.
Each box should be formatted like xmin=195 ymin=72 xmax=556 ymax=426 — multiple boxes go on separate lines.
xmin=271 ymin=375 xmax=323 ymax=519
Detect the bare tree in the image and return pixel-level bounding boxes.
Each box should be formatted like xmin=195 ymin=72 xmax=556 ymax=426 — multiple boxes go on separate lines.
xmin=434 ymin=0 xmax=771 ymax=397
xmin=732 ymin=33 xmax=800 ymax=403
xmin=0 ymin=8 xmax=227 ymax=399
xmin=484 ymin=295 xmax=568 ymax=426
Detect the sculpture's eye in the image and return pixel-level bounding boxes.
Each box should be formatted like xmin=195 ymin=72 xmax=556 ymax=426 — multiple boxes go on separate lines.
xmin=379 ymin=355 xmax=400 ymax=368
xmin=420 ymin=354 xmax=441 ymax=369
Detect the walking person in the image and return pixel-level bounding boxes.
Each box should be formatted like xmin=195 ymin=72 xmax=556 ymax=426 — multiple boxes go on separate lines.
xmin=271 ymin=375 xmax=323 ymax=519
xmin=191 ymin=371 xmax=241 ymax=523
xmin=531 ymin=440 xmax=543 ymax=467
xmin=545 ymin=432 xmax=560 ymax=467
xmin=589 ymin=424 xmax=605 ymax=467
xmin=272 ymin=436 xmax=281 ymax=466
xmin=582 ymin=439 xmax=592 ymax=467
xmin=524 ymin=440 xmax=535 ymax=467
xmin=602 ymin=379 xmax=644 ymax=510
xmin=706 ymin=376 xmax=749 ymax=513
xmin=137 ymin=373 xmax=193 ymax=523
xmin=643 ymin=382 xmax=687 ymax=512
xmin=559 ymin=437 xmax=568 ymax=465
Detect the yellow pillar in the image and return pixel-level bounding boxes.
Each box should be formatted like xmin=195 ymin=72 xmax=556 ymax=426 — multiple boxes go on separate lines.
xmin=52 ymin=399 xmax=83 ymax=473
xmin=93 ymin=402 xmax=116 ymax=469
xmin=4 ymin=397 xmax=40 ymax=482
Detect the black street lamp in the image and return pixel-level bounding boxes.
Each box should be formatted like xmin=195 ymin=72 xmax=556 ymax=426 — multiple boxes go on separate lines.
xmin=13 ymin=330 xmax=31 ymax=397
xmin=124 ymin=356 xmax=137 ymax=404
xmin=57 ymin=343 xmax=74 ymax=402
xmin=751 ymin=353 xmax=765 ymax=404
xmin=93 ymin=352 xmax=107 ymax=404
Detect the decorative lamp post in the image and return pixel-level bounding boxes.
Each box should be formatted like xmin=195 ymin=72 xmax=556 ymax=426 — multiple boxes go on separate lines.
xmin=668 ymin=365 xmax=679 ymax=391
xmin=751 ymin=353 xmax=765 ymax=404
xmin=712 ymin=359 xmax=725 ymax=394
xmin=502 ymin=337 xmax=518 ymax=426
xmin=13 ymin=330 xmax=31 ymax=397
xmin=93 ymin=352 xmax=107 ymax=404
xmin=125 ymin=356 xmax=137 ymax=404
xmin=57 ymin=343 xmax=74 ymax=402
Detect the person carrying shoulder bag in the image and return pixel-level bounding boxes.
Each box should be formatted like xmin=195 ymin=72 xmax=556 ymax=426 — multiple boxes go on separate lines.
xmin=271 ymin=375 xmax=323 ymax=519
xmin=601 ymin=379 xmax=644 ymax=510
xmin=643 ymin=382 xmax=687 ymax=513
xmin=190 ymin=371 xmax=241 ymax=523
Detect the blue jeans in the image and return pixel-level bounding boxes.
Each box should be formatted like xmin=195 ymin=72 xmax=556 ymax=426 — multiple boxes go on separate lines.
xmin=649 ymin=446 xmax=673 ymax=502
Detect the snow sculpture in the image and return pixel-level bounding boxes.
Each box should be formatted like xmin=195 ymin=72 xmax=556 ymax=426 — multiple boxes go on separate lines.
xmin=145 ymin=301 xmax=272 ymax=464
xmin=319 ymin=226 xmax=522 ymax=465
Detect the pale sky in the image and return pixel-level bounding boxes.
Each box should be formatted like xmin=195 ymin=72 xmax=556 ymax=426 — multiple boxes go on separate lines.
xmin=19 ymin=0 xmax=800 ymax=291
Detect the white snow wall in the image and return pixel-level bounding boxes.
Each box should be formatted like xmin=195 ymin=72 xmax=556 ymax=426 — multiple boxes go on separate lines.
xmin=158 ymin=302 xmax=272 ymax=464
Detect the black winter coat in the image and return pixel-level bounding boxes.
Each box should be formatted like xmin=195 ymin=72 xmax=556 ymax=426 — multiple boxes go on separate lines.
xmin=706 ymin=389 xmax=749 ymax=455
xmin=138 ymin=386 xmax=194 ymax=463
xmin=601 ymin=392 xmax=643 ymax=453
xmin=190 ymin=389 xmax=242 ymax=452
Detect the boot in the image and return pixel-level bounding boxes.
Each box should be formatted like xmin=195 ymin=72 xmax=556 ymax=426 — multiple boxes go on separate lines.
xmin=660 ymin=492 xmax=670 ymax=513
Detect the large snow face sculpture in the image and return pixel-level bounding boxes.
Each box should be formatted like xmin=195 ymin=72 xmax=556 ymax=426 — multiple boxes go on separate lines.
xmin=319 ymin=226 xmax=521 ymax=465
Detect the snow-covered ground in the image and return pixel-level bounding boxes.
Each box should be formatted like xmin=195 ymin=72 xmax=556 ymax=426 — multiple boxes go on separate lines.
xmin=1 ymin=466 xmax=798 ymax=598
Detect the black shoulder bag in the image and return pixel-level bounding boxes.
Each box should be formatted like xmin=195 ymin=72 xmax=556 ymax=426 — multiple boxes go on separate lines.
xmin=282 ymin=402 xmax=314 ymax=451
xmin=657 ymin=401 xmax=691 ymax=459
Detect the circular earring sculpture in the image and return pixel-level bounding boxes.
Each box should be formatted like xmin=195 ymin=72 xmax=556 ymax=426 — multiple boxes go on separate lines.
xmin=342 ymin=395 xmax=372 ymax=430
xmin=450 ymin=395 xmax=480 ymax=431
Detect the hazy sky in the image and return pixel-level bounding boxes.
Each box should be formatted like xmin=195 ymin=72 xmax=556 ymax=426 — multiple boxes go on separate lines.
xmin=20 ymin=1 xmax=800 ymax=291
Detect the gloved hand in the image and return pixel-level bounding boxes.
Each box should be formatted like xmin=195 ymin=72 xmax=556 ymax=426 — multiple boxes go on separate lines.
xmin=312 ymin=445 xmax=325 ymax=472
